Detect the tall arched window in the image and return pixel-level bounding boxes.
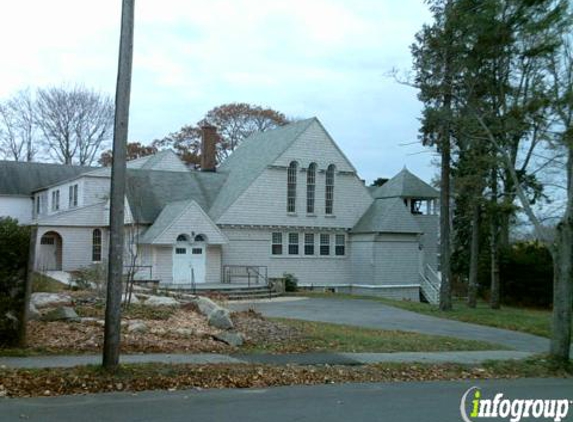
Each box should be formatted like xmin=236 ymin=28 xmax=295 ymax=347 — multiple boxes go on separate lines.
xmin=92 ymin=229 xmax=102 ymax=262
xmin=306 ymin=163 xmax=316 ymax=214
xmin=325 ymin=164 xmax=335 ymax=215
xmin=287 ymin=161 xmax=298 ymax=213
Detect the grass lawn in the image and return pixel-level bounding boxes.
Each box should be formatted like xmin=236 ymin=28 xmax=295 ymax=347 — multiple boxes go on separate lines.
xmin=242 ymin=318 xmax=506 ymax=354
xmin=32 ymin=272 xmax=67 ymax=293
xmin=298 ymin=292 xmax=552 ymax=338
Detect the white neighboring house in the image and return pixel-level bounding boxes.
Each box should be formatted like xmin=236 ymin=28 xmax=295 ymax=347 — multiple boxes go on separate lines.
xmin=0 ymin=118 xmax=440 ymax=301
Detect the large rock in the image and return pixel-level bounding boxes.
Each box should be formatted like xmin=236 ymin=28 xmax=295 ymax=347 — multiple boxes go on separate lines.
xmin=42 ymin=306 xmax=80 ymax=323
xmin=214 ymin=331 xmax=244 ymax=347
xmin=207 ymin=308 xmax=234 ymax=330
xmin=31 ymin=293 xmax=72 ymax=309
xmin=127 ymin=321 xmax=148 ymax=334
xmin=121 ymin=294 xmax=140 ymax=304
xmin=27 ymin=303 xmax=41 ymax=321
xmin=144 ymin=295 xmax=180 ymax=307
xmin=192 ymin=296 xmax=220 ymax=316
xmin=171 ymin=328 xmax=195 ymax=337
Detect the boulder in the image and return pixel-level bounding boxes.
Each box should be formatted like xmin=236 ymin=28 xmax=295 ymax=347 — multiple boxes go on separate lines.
xmin=27 ymin=303 xmax=41 ymax=321
xmin=144 ymin=296 xmax=180 ymax=307
xmin=42 ymin=306 xmax=80 ymax=323
xmin=207 ymin=308 xmax=234 ymax=330
xmin=127 ymin=321 xmax=148 ymax=334
xmin=191 ymin=296 xmax=220 ymax=316
xmin=171 ymin=328 xmax=195 ymax=337
xmin=214 ymin=331 xmax=244 ymax=347
xmin=31 ymin=293 xmax=72 ymax=309
xmin=121 ymin=294 xmax=140 ymax=304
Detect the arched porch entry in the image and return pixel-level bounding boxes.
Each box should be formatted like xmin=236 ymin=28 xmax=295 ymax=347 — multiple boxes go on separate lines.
xmin=172 ymin=233 xmax=207 ymax=284
xmin=38 ymin=231 xmax=63 ymax=271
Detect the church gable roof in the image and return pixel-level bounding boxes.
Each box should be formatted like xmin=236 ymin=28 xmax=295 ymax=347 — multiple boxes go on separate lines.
xmin=208 ymin=118 xmax=316 ymax=221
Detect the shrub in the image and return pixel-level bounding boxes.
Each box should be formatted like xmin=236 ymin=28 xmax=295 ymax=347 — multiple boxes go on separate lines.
xmin=499 ymin=241 xmax=553 ymax=308
xmin=283 ymin=273 xmax=298 ymax=292
xmin=71 ymin=263 xmax=108 ymax=296
xmin=0 ymin=218 xmax=31 ymax=347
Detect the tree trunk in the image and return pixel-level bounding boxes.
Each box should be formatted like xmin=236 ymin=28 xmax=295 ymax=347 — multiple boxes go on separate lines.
xmin=490 ymin=217 xmax=501 ymax=309
xmin=103 ymin=0 xmax=135 ymax=371
xmin=490 ymin=169 xmax=501 ymax=310
xmin=550 ymin=220 xmax=573 ymax=362
xmin=18 ymin=225 xmax=37 ymax=347
xmin=439 ymin=133 xmax=452 ymax=311
xmin=550 ymin=140 xmax=573 ymax=362
xmin=467 ymin=202 xmax=480 ymax=308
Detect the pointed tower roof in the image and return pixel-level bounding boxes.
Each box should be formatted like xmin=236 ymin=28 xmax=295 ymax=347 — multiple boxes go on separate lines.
xmin=371 ymin=168 xmax=438 ymax=199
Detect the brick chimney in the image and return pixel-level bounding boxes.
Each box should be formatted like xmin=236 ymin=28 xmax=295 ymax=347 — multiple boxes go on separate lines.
xmin=200 ymin=123 xmax=217 ymax=172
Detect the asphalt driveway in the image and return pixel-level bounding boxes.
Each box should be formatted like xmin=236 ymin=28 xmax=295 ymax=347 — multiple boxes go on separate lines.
xmin=229 ymin=297 xmax=550 ymax=353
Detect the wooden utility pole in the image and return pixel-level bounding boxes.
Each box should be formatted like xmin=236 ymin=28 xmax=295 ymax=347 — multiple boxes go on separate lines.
xmin=103 ymin=0 xmax=135 ymax=370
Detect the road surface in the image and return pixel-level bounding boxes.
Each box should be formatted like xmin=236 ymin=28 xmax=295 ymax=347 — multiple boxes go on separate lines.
xmin=2 ymin=378 xmax=571 ymax=422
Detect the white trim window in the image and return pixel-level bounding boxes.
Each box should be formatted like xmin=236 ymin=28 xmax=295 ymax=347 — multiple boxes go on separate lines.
xmin=325 ymin=164 xmax=335 ymax=215
xmin=335 ymin=234 xmax=346 ymax=256
xmin=288 ymin=232 xmax=299 ymax=255
xmin=320 ymin=233 xmax=330 ymax=256
xmin=306 ymin=163 xmax=316 ymax=214
xmin=271 ymin=232 xmax=283 ymax=255
xmin=35 ymin=196 xmax=41 ymax=215
xmin=68 ymin=184 xmax=79 ymax=208
xmin=287 ymin=161 xmax=298 ymax=213
xmin=51 ymin=190 xmax=60 ymax=211
xmin=304 ymin=233 xmax=315 ymax=255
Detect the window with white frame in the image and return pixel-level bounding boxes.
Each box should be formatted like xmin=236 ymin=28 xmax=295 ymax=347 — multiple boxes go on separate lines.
xmin=306 ymin=163 xmax=316 ymax=214
xmin=35 ymin=196 xmax=41 ymax=215
xmin=51 ymin=190 xmax=60 ymax=211
xmin=325 ymin=164 xmax=335 ymax=215
xmin=320 ymin=234 xmax=330 ymax=256
xmin=288 ymin=233 xmax=299 ymax=255
xmin=69 ymin=184 xmax=78 ymax=207
xmin=287 ymin=161 xmax=298 ymax=213
xmin=335 ymin=234 xmax=346 ymax=256
xmin=304 ymin=233 xmax=315 ymax=255
xmin=271 ymin=232 xmax=283 ymax=255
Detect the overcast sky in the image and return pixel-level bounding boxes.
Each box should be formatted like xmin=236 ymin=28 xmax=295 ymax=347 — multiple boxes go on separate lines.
xmin=0 ymin=0 xmax=436 ymax=184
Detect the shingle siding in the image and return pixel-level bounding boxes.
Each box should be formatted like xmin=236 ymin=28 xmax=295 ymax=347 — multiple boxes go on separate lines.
xmin=35 ymin=226 xmax=109 ymax=271
xmin=220 ymin=228 xmax=351 ymax=285
xmin=219 ymin=169 xmax=372 ymax=228
xmin=373 ymin=234 xmax=420 ymax=286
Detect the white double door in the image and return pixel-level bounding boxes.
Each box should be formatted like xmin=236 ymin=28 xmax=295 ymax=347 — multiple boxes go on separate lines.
xmin=172 ymin=240 xmax=206 ymax=284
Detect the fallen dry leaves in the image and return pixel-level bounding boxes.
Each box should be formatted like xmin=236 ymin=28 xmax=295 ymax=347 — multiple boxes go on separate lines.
xmin=0 ymin=362 xmax=526 ymax=398
xmin=26 ymin=308 xmax=301 ymax=355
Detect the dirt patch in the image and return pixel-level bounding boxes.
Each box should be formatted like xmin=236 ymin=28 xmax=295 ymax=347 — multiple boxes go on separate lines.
xmin=232 ymin=309 xmax=302 ymax=347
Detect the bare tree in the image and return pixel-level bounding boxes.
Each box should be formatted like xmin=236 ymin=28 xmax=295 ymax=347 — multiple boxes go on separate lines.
xmin=35 ymin=85 xmax=114 ymax=166
xmin=0 ymin=89 xmax=37 ymax=161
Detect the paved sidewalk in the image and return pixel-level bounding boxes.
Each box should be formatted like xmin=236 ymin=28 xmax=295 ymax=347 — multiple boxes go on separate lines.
xmin=0 ymin=350 xmax=534 ymax=369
